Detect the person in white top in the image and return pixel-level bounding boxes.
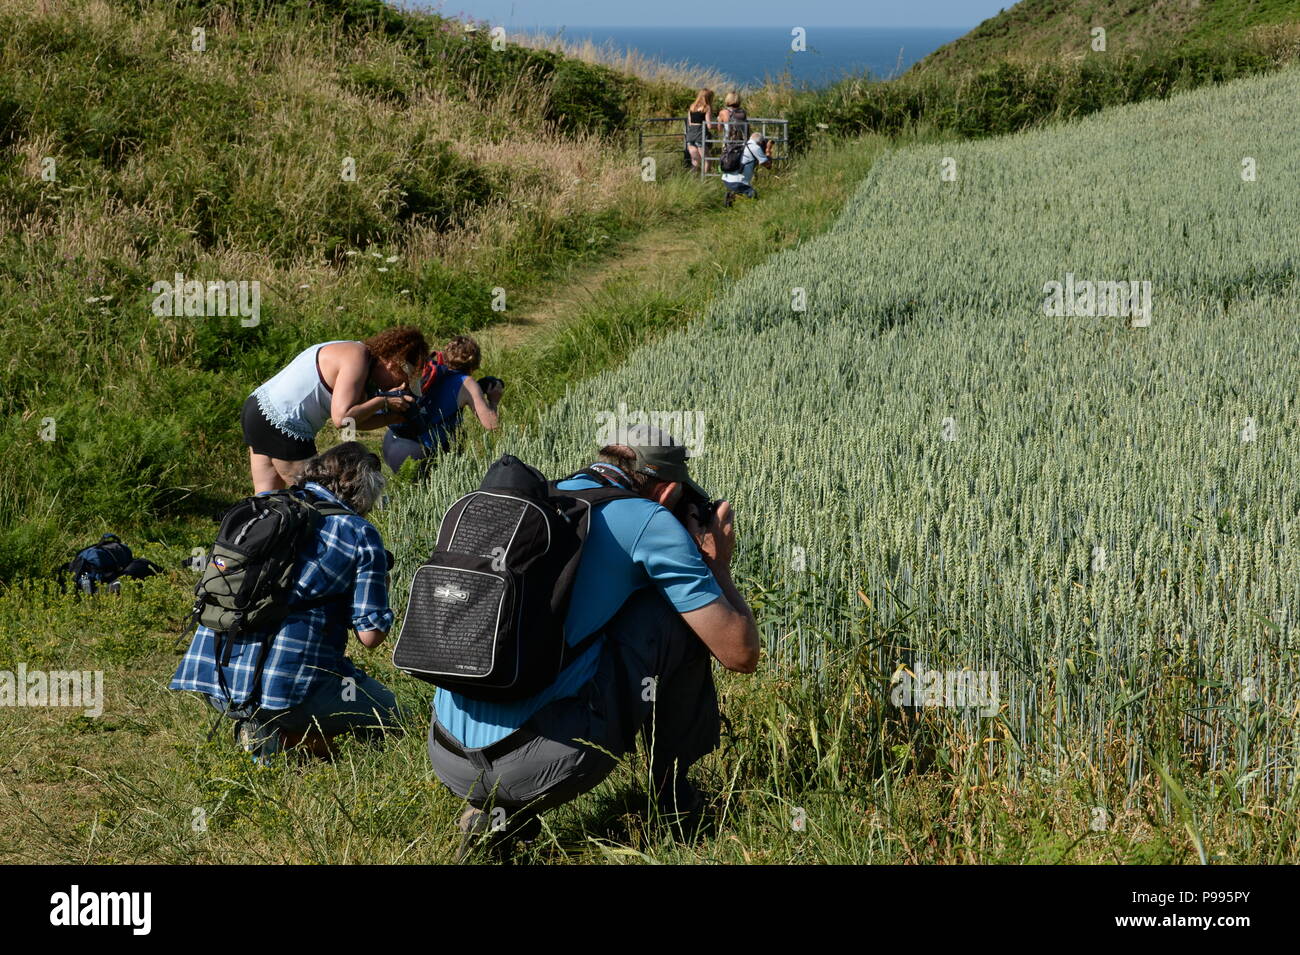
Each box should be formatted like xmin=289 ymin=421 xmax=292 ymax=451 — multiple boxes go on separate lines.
xmin=241 ymin=326 xmax=429 ymax=492
xmin=722 ymin=132 xmax=773 ymax=206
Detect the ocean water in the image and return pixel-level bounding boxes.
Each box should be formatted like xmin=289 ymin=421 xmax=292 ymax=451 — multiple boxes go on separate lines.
xmin=519 ymin=25 xmax=966 ymax=88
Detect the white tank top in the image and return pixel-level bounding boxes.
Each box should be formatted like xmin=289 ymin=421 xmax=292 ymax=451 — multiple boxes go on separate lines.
xmin=253 ymin=340 xmax=364 ymax=441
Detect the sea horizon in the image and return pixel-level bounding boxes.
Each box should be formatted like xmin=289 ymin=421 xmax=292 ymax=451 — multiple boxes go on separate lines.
xmin=508 ymin=24 xmax=970 ymax=88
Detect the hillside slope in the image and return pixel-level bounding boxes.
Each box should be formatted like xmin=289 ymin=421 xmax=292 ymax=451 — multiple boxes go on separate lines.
xmin=915 ymin=0 xmax=1300 ymax=75
xmin=0 ymin=0 xmax=707 ymax=581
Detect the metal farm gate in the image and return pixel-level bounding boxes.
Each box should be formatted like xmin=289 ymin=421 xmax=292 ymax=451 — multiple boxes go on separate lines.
xmin=637 ymin=116 xmax=789 ymax=179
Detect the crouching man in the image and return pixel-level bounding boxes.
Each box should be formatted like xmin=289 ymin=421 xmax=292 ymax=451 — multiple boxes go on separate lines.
xmin=428 ymin=425 xmax=760 ymax=856
xmin=171 ymin=441 xmax=402 ymax=758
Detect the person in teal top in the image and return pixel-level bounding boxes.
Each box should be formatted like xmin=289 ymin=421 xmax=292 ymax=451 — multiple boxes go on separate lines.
xmin=428 ymin=424 xmax=761 ymax=857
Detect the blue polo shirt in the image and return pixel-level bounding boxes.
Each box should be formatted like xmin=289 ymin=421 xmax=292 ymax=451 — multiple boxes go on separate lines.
xmin=433 ymin=464 xmax=724 ymax=748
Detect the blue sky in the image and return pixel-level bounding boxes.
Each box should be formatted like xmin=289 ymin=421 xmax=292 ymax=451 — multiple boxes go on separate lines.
xmin=414 ymin=1 xmax=1012 ymax=29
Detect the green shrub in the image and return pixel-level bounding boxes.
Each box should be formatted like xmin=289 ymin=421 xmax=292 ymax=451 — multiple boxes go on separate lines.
xmin=790 ymin=35 xmax=1299 ymax=146
xmin=547 ymin=59 xmax=630 ymax=135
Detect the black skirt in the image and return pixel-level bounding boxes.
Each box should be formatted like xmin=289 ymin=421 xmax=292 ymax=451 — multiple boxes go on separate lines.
xmin=241 ymin=394 xmax=317 ymax=461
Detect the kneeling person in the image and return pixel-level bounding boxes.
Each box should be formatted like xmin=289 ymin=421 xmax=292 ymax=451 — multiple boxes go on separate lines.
xmin=722 ymin=131 xmax=772 ymax=205
xmin=428 ymin=425 xmax=760 ymax=848
xmin=382 ymin=335 xmax=503 ymax=477
xmin=172 ymin=442 xmax=401 ymax=757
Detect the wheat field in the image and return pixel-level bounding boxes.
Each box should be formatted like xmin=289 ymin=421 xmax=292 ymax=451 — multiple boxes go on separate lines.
xmin=387 ymin=66 xmax=1300 ymax=841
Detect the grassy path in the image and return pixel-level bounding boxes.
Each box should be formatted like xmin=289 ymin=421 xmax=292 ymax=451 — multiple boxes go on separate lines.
xmin=477 ymin=226 xmax=698 ymax=353
xmin=473 ymin=136 xmax=894 ymax=421
xmin=0 ymin=134 xmax=891 ymax=863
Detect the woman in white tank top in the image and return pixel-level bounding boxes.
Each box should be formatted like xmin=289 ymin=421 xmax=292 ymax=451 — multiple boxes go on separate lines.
xmin=242 ymin=326 xmax=429 ymax=492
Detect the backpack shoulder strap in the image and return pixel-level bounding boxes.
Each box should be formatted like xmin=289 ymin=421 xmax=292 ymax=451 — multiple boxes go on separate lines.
xmin=421 ymin=352 xmax=446 ymax=393
xmin=554 ymin=467 xmax=641 ymax=504
xmin=297 ymin=487 xmax=356 ymax=519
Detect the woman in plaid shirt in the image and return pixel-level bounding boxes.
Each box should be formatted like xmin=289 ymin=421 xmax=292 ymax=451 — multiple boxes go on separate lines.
xmin=171 ymin=442 xmax=400 ymax=758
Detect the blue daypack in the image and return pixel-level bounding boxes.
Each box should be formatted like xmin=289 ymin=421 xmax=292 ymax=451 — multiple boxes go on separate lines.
xmin=58 ymin=534 xmax=162 ymax=594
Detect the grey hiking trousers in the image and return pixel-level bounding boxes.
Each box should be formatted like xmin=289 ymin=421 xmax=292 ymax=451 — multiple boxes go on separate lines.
xmin=428 ymin=587 xmax=721 ymax=812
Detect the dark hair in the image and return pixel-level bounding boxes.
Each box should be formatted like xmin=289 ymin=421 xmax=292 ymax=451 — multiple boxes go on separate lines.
xmin=364 ymin=325 xmax=429 ymax=368
xmin=596 ymin=445 xmax=658 ymax=495
xmin=442 ymin=335 xmax=481 ymax=373
xmin=299 ymin=441 xmax=385 ymax=514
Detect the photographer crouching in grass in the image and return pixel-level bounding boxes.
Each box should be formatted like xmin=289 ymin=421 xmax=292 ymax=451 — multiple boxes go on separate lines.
xmin=428 ymin=425 xmax=760 ymax=858
xmin=382 ymin=335 xmax=504 ymax=478
xmin=172 ymin=441 xmax=402 ymax=760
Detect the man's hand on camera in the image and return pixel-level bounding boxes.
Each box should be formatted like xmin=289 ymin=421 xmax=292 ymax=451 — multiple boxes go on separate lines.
xmin=686 ymin=499 xmax=734 ymax=568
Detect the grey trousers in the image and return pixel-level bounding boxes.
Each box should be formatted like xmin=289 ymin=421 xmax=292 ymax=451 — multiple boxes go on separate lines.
xmin=428 ymin=587 xmax=721 ymax=811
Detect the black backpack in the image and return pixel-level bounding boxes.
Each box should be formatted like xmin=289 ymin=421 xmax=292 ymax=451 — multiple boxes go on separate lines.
xmin=57 ymin=534 xmax=162 ymax=594
xmin=181 ymin=489 xmax=353 ymax=710
xmin=721 ymin=140 xmax=749 ymax=174
xmin=393 ymin=455 xmax=638 ymax=701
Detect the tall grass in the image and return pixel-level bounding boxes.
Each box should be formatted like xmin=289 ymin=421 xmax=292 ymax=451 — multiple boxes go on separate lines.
xmin=509 ymin=28 xmax=732 ymax=92
xmin=0 ymin=134 xmax=909 ymax=866
xmin=0 ymin=0 xmax=709 ymax=581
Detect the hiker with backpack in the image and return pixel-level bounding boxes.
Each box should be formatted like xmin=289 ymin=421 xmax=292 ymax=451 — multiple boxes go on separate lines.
xmin=393 ymin=426 xmax=760 ymax=857
xmin=381 ymin=335 xmax=503 ymax=476
xmin=721 ymin=131 xmax=773 ymax=206
xmin=172 ymin=441 xmax=401 ymax=759
xmin=243 ymin=326 xmax=429 ymax=493
xmin=718 ymin=91 xmax=748 ymax=144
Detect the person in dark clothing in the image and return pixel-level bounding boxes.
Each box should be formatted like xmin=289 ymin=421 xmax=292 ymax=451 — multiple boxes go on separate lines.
xmin=685 ymin=88 xmax=714 ymax=173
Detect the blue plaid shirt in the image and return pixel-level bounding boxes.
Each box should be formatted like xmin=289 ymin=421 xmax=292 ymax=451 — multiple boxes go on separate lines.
xmin=170 ymin=483 xmax=394 ymax=711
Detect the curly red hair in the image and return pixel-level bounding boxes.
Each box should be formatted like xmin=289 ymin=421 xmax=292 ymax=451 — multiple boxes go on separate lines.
xmin=364 ymin=326 xmax=429 ymax=367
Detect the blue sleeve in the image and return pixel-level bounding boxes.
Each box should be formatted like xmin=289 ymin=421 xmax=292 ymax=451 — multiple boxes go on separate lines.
xmin=349 ymin=521 xmax=395 ymax=633
xmin=631 ymin=509 xmax=723 ymax=612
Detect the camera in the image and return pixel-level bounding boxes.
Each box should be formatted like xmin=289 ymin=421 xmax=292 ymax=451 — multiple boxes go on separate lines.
xmin=376 ymin=389 xmax=419 ymax=421
xmin=681 ymin=483 xmax=719 ymax=528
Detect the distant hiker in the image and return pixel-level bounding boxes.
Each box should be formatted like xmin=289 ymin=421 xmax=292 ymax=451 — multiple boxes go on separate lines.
xmin=411 ymin=426 xmax=760 ymax=857
xmin=243 ymin=326 xmax=429 ymax=493
xmin=722 ymin=131 xmax=773 ymax=206
xmin=172 ymin=441 xmax=400 ymax=759
xmin=382 ymin=335 xmax=503 ymax=476
xmin=685 ymin=88 xmax=714 ymax=172
xmin=718 ymin=91 xmax=748 ymax=144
